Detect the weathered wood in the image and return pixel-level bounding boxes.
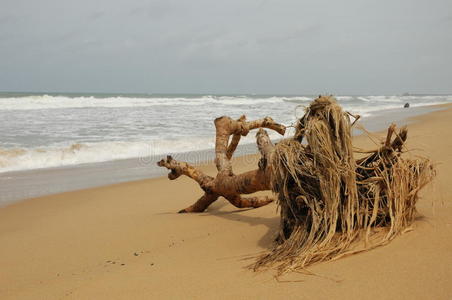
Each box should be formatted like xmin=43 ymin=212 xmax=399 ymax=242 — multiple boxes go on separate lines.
xmin=157 ymin=115 xmax=285 ymax=212
xmin=158 ymin=95 xmax=435 ymax=276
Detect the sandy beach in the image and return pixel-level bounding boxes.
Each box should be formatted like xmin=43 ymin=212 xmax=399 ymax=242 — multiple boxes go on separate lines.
xmin=1 ymin=105 xmax=451 ymax=299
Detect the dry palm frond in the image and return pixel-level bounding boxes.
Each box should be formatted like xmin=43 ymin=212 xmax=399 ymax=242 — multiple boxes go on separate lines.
xmin=253 ymin=96 xmax=435 ymax=275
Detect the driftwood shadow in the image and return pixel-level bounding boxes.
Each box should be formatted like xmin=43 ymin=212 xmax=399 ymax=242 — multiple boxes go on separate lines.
xmin=206 ymin=208 xmax=279 ymax=250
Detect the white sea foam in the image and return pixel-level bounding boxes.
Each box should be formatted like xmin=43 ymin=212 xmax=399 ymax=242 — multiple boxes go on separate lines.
xmin=0 ymin=138 xmax=209 ymax=173
xmin=0 ymin=94 xmax=290 ymax=110
xmin=1 ymin=94 xmax=451 ymax=173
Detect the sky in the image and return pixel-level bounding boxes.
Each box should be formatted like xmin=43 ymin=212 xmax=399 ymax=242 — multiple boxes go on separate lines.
xmin=0 ymin=0 xmax=451 ymax=95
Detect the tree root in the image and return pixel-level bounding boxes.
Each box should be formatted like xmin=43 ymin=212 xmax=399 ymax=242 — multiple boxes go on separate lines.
xmin=157 ymin=116 xmax=286 ymax=212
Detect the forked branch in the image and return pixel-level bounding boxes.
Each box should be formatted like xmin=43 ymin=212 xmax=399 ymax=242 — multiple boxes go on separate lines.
xmin=158 ymin=115 xmax=286 ymax=212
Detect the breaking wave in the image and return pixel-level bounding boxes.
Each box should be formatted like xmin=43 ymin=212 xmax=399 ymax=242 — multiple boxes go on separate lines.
xmin=1 ymin=93 xmax=451 ymax=173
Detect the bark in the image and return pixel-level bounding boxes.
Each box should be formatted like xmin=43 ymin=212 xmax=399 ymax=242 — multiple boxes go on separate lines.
xmin=157 ymin=116 xmax=286 ymax=213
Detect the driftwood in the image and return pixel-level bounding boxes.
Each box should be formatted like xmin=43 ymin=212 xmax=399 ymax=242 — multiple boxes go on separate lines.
xmin=158 ymin=115 xmax=285 ymax=212
xmin=158 ymin=96 xmax=435 ymax=274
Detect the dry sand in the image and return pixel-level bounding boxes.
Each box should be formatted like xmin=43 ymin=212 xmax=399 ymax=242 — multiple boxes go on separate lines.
xmin=1 ymin=105 xmax=451 ymax=299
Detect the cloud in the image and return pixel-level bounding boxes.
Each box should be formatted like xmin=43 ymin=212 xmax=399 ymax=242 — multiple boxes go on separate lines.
xmin=0 ymin=0 xmax=451 ymax=94
xmin=87 ymin=11 xmax=105 ymax=21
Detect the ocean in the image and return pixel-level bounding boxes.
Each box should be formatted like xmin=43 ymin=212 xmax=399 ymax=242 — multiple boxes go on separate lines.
xmin=1 ymin=92 xmax=451 ymax=174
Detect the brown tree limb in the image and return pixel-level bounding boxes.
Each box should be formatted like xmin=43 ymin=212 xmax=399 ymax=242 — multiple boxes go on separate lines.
xmin=157 ymin=155 xmax=213 ymax=189
xmin=226 ymin=115 xmax=246 ymax=160
xmin=356 ymin=124 xmax=408 ymax=167
xmin=214 ymin=116 xmax=285 ymax=175
xmin=178 ymin=193 xmax=219 ymax=213
xmin=157 ymin=116 xmax=285 ymax=213
xmin=256 ymin=128 xmax=274 ymax=170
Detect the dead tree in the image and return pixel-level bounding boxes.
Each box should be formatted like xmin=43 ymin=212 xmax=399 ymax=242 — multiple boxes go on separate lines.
xmin=157 ymin=116 xmax=286 ymax=213
xmin=157 ymin=96 xmax=435 ymax=274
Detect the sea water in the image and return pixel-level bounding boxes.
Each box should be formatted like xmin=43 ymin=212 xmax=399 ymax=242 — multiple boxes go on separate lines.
xmin=1 ymin=92 xmax=451 ymax=173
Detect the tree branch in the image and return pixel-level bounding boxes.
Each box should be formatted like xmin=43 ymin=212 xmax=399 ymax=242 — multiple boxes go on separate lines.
xmin=157 ymin=116 xmax=283 ymax=212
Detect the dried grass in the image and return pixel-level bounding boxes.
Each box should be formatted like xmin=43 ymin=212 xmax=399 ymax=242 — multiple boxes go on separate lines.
xmin=253 ymin=96 xmax=436 ymax=275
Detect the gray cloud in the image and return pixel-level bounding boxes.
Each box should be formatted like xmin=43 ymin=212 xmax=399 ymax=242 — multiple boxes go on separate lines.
xmin=0 ymin=0 xmax=451 ymax=94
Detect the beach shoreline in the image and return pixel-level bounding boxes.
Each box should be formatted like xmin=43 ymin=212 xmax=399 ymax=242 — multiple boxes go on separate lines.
xmin=0 ymin=103 xmax=447 ymax=207
xmin=0 ymin=104 xmax=451 ymax=299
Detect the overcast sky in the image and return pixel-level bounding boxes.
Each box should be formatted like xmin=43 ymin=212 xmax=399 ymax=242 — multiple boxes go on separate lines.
xmin=0 ymin=0 xmax=451 ymax=95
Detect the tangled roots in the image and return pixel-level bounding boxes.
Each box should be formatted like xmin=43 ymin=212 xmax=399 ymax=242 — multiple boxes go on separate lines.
xmin=253 ymin=96 xmax=435 ymax=275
